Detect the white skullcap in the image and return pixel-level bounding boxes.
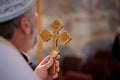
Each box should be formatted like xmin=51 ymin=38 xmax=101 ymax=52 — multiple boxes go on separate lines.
xmin=0 ymin=0 xmax=35 ymax=23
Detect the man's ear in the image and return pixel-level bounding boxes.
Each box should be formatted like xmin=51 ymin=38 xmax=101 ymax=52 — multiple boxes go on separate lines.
xmin=20 ymin=17 xmax=31 ymax=35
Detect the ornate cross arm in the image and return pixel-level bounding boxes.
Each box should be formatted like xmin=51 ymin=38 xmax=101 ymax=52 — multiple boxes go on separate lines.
xmin=40 ymin=19 xmax=71 ymax=75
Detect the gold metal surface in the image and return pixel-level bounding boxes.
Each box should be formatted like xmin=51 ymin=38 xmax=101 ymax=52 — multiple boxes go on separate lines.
xmin=40 ymin=19 xmax=71 ymax=75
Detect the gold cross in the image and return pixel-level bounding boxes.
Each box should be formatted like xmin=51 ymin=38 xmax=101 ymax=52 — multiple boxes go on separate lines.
xmin=40 ymin=19 xmax=71 ymax=75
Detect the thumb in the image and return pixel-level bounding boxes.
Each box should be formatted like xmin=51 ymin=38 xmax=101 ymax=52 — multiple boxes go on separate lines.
xmin=41 ymin=57 xmax=54 ymax=70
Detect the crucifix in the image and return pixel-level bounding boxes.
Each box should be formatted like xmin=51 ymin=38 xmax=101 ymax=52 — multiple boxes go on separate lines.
xmin=40 ymin=19 xmax=71 ymax=75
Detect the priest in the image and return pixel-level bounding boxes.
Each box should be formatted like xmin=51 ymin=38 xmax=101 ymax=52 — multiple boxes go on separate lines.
xmin=0 ymin=0 xmax=60 ymax=80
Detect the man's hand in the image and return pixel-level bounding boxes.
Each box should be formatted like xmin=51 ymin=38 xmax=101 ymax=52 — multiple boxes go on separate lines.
xmin=34 ymin=55 xmax=60 ymax=80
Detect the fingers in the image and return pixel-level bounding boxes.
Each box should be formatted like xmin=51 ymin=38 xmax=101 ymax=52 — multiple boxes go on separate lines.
xmin=37 ymin=55 xmax=60 ymax=72
xmin=55 ymin=55 xmax=60 ymax=60
xmin=55 ymin=61 xmax=60 ymax=72
xmin=42 ymin=57 xmax=54 ymax=70
xmin=37 ymin=56 xmax=54 ymax=70
xmin=53 ymin=59 xmax=60 ymax=79
xmin=40 ymin=55 xmax=51 ymax=65
xmin=40 ymin=55 xmax=60 ymax=65
xmin=34 ymin=55 xmax=60 ymax=80
xmin=53 ymin=73 xmax=58 ymax=79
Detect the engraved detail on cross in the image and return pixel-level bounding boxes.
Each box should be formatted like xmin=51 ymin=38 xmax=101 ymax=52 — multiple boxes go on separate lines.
xmin=40 ymin=19 xmax=71 ymax=75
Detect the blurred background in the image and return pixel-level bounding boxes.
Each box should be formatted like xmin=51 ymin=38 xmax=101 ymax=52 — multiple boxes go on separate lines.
xmin=28 ymin=0 xmax=120 ymax=80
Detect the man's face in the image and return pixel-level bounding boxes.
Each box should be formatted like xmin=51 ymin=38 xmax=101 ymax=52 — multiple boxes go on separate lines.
xmin=28 ymin=7 xmax=38 ymax=49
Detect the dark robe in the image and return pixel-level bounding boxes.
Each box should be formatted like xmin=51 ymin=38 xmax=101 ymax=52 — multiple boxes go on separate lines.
xmin=21 ymin=53 xmax=36 ymax=70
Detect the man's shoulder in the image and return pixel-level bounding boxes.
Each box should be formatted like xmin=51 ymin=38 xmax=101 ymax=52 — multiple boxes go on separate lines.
xmin=0 ymin=42 xmax=22 ymax=59
xmin=0 ymin=43 xmax=39 ymax=80
xmin=0 ymin=42 xmax=18 ymax=53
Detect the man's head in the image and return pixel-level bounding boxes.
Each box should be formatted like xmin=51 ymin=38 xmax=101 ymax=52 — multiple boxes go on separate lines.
xmin=0 ymin=0 xmax=38 ymax=53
